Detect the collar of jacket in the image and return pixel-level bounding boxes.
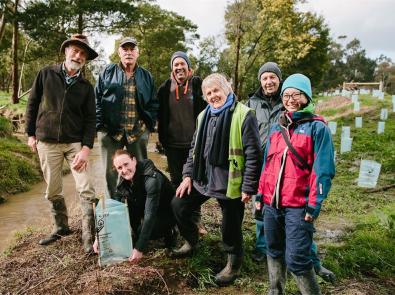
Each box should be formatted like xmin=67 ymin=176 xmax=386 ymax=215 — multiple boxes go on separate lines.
xmin=117 ymin=61 xmax=139 ymax=74
xmin=53 ymin=64 xmax=88 ymax=84
xmin=283 ymin=111 xmax=326 ymax=125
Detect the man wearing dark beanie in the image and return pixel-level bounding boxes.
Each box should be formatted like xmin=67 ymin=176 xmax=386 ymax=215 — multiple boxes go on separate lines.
xmin=157 ymin=51 xmax=206 ymax=188
xmin=247 ymin=62 xmax=336 ymax=284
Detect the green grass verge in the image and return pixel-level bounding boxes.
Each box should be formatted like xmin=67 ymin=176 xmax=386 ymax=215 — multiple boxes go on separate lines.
xmin=0 ymin=90 xmax=28 ymax=114
xmin=0 ymin=117 xmax=41 ymax=198
xmin=324 ymin=204 xmax=395 ymax=278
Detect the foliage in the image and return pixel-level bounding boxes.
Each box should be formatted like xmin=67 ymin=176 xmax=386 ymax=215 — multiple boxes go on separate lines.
xmin=220 ymin=0 xmax=331 ymax=98
xmin=0 ymin=116 xmax=12 ymax=137
xmin=0 ymin=134 xmax=41 ymax=196
xmin=375 ymin=55 xmax=395 ymax=94
xmin=109 ymin=3 xmax=198 ymax=86
xmin=320 ymin=37 xmax=377 ymax=91
xmin=192 ymin=36 xmax=223 ymax=79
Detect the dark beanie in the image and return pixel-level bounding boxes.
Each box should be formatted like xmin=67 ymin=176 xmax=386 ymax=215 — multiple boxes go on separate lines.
xmin=170 ymin=51 xmax=191 ymax=69
xmin=257 ymin=62 xmax=282 ymax=81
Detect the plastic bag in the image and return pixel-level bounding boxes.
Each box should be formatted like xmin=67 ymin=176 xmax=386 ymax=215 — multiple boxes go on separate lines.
xmin=95 ymin=198 xmax=133 ymax=266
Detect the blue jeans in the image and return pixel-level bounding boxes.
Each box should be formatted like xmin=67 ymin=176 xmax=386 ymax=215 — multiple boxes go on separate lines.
xmin=264 ymin=205 xmax=314 ymax=275
xmin=255 ymin=220 xmax=321 ymax=267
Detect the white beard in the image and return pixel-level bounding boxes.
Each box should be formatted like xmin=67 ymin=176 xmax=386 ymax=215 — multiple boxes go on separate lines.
xmin=65 ymin=60 xmax=84 ymax=71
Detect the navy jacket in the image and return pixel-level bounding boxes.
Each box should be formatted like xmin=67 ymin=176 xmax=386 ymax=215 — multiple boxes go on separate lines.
xmin=95 ymin=64 xmax=158 ymax=134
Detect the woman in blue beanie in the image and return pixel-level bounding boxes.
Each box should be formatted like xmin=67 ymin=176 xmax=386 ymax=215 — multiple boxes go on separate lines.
xmin=257 ymin=74 xmax=335 ymax=294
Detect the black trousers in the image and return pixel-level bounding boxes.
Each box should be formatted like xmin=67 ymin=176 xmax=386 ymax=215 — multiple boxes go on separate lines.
xmin=171 ymin=187 xmax=245 ymax=255
xmin=164 ymin=146 xmax=190 ymax=188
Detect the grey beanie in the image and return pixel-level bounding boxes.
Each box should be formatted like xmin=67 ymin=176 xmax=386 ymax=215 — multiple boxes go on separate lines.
xmin=170 ymin=51 xmax=191 ymax=69
xmin=257 ymin=62 xmax=282 ymax=81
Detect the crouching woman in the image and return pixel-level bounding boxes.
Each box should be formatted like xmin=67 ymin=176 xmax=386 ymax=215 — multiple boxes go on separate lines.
xmin=258 ymin=74 xmax=335 ymax=295
xmin=94 ymin=150 xmax=177 ymax=263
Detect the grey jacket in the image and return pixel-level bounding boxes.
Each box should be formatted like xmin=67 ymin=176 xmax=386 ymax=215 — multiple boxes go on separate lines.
xmin=246 ymin=87 xmax=284 ymax=151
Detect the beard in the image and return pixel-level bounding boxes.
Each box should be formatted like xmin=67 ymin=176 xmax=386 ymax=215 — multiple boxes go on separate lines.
xmin=65 ymin=59 xmax=84 ymax=71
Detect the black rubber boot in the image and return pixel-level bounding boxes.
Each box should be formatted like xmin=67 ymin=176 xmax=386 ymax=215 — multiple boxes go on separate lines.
xmin=293 ymin=268 xmax=322 ymax=295
xmin=164 ymin=227 xmax=178 ymax=249
xmin=315 ymin=264 xmax=336 ymax=284
xmin=267 ymin=256 xmax=286 ymax=295
xmin=215 ymin=254 xmax=242 ymax=286
xmin=39 ymin=199 xmax=71 ymax=245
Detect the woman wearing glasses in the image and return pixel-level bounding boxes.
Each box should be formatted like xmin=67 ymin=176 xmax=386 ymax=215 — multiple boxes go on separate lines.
xmin=257 ymin=74 xmax=335 ymax=295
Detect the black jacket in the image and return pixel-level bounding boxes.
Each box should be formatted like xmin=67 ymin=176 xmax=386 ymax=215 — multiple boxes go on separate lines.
xmin=115 ymin=160 xmax=175 ymax=252
xmin=157 ymin=76 xmax=207 ymax=147
xmin=95 ymin=64 xmax=158 ymax=134
xmin=25 ymin=64 xmax=96 ymax=148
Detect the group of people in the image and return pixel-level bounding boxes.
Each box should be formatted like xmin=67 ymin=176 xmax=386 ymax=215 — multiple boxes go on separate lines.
xmin=25 ymin=34 xmax=335 ymax=295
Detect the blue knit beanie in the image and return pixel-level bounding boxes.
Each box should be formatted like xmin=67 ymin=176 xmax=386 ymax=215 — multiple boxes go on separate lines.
xmin=281 ymin=73 xmax=312 ymax=101
xmin=171 ymin=51 xmax=191 ymax=69
xmin=257 ymin=62 xmax=282 ymax=81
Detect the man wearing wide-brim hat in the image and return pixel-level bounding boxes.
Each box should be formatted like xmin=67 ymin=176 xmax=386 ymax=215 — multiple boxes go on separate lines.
xmin=25 ymin=34 xmax=98 ymax=254
xmin=95 ymin=36 xmax=158 ymax=200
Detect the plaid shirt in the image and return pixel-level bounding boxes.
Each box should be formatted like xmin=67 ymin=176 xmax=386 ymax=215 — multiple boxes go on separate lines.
xmin=113 ymin=67 xmax=146 ymax=143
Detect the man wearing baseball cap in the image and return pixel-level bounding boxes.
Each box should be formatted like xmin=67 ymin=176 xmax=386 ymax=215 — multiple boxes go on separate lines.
xmin=95 ymin=37 xmax=158 ymax=199
xmin=25 ymin=34 xmax=98 ymax=253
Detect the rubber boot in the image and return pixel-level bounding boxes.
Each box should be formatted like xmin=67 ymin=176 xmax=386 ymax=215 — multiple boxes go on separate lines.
xmin=315 ymin=264 xmax=336 ymax=284
xmin=39 ymin=198 xmax=71 ymax=245
xmin=164 ymin=226 xmax=178 ymax=249
xmin=81 ymin=200 xmax=95 ymax=254
xmin=215 ymin=254 xmax=242 ymax=286
xmin=293 ymin=268 xmax=322 ymax=295
xmin=267 ymin=256 xmax=286 ymax=295
xmin=170 ymin=240 xmax=195 ymax=257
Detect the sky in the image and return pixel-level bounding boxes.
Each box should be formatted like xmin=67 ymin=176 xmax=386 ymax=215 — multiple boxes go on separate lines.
xmin=98 ymin=0 xmax=395 ymax=62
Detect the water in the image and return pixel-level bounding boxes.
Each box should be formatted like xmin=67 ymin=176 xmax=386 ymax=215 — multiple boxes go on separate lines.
xmin=0 ymin=135 xmax=167 ymax=253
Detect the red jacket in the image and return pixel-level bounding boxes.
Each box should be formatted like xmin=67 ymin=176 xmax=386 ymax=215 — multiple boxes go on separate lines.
xmin=258 ymin=111 xmax=335 ymax=218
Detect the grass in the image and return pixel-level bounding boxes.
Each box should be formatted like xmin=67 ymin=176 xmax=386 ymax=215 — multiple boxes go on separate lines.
xmin=313 ymin=93 xmax=395 ymax=287
xmin=0 ymin=116 xmax=41 ymax=199
xmin=0 ymin=90 xmax=28 ymax=114
xmin=324 ymin=204 xmax=395 ymax=278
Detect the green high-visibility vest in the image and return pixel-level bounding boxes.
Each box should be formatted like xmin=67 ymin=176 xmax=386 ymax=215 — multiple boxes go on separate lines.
xmin=195 ymin=102 xmax=251 ymax=198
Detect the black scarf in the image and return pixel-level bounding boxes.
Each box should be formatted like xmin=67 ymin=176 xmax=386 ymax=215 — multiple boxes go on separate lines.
xmin=192 ymin=103 xmax=234 ymax=182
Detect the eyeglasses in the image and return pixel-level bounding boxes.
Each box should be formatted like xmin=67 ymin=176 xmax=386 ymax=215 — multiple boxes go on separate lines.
xmin=282 ymin=92 xmax=304 ymax=101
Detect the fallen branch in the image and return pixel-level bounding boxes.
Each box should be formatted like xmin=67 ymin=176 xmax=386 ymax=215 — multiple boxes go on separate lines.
xmin=152 ymin=268 xmax=170 ymax=295
xmin=365 ymin=184 xmax=395 ymax=193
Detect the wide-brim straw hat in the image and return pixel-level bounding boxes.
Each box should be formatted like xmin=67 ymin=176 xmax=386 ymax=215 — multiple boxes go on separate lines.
xmin=60 ymin=34 xmax=98 ymax=61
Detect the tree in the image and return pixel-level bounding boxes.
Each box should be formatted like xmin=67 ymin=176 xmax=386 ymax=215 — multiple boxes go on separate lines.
xmin=375 ymin=55 xmax=395 ymax=94
xmin=110 ymin=3 xmax=198 ymax=85
xmin=20 ymin=0 xmax=140 ymax=57
xmin=11 ymin=0 xmax=18 ymax=103
xmin=343 ymin=38 xmax=376 ymax=82
xmin=192 ymin=36 xmax=222 ymax=79
xmin=222 ymin=0 xmax=331 ymax=98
